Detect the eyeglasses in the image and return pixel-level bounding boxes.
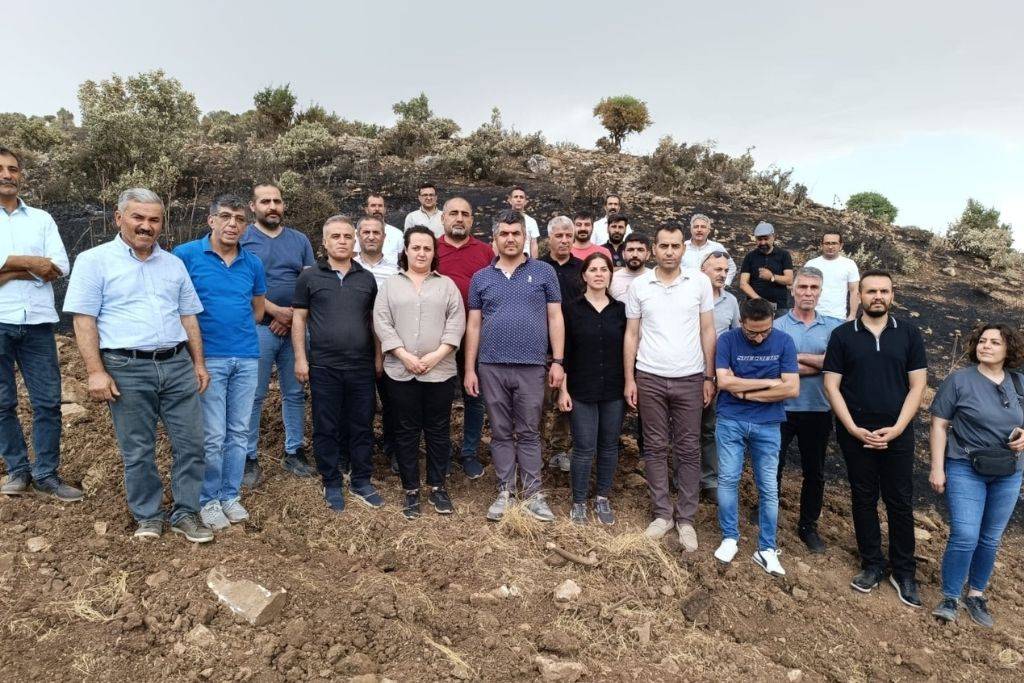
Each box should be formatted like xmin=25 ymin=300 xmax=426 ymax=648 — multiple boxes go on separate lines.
xmin=701 ymin=250 xmax=730 ymax=265
xmin=215 ymin=212 xmax=247 ymax=224
xmin=741 ymin=326 xmax=773 ymax=341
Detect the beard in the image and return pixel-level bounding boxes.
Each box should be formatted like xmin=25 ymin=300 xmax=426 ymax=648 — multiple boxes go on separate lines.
xmin=863 ymin=304 xmax=889 ymax=318
xmin=757 ymin=244 xmax=771 ymax=253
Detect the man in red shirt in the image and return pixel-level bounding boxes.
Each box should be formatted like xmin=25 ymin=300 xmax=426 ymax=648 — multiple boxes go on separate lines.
xmin=436 ymin=197 xmax=493 ymax=479
xmin=570 ymin=210 xmax=613 ymax=261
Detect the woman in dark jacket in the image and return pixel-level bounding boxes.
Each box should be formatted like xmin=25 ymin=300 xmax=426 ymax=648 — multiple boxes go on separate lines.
xmin=929 ymin=322 xmax=1024 ymax=627
xmin=558 ymin=252 xmax=626 ymax=525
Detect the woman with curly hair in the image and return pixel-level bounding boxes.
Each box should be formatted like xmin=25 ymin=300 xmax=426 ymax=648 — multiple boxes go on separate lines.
xmin=929 ymin=322 xmax=1024 ymax=627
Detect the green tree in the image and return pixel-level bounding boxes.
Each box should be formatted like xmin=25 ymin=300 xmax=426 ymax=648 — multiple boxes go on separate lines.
xmin=947 ymin=198 xmax=1017 ymax=266
xmin=592 ymin=95 xmax=652 ymax=151
xmin=253 ymin=84 xmax=297 ymax=136
xmin=846 ymin=191 xmax=898 ymax=223
xmin=392 ymin=93 xmax=432 ymax=122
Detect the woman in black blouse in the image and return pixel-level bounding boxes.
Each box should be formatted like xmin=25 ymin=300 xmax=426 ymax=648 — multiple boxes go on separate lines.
xmin=558 ymin=252 xmax=627 ymax=525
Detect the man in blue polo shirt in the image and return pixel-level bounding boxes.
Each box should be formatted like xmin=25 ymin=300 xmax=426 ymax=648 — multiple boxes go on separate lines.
xmin=174 ymin=194 xmax=267 ymax=531
xmin=714 ymin=298 xmax=799 ymax=577
xmin=464 ymin=209 xmax=565 ymax=523
xmin=773 ymin=267 xmax=841 ymax=553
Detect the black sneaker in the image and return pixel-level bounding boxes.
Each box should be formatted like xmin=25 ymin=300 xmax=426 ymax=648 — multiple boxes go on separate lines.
xmin=889 ymin=575 xmax=923 ymax=608
xmin=32 ymin=476 xmax=84 ymax=502
xmin=241 ymin=459 xmax=263 ymax=489
xmin=850 ymin=568 xmax=884 ymax=593
xmin=282 ymin=447 xmax=314 ymax=478
xmin=428 ymin=488 xmax=454 ymax=515
xmin=798 ymin=527 xmax=826 ymax=554
xmin=324 ymin=485 xmax=345 ymax=512
xmin=963 ymin=595 xmax=994 ymax=628
xmin=932 ymin=597 xmax=959 ymax=623
xmin=1 ymin=471 xmax=32 ymax=496
xmin=402 ymin=491 xmax=421 ymax=520
xmin=594 ymin=496 xmax=615 ymax=525
xmin=459 ymin=456 xmax=485 ymax=480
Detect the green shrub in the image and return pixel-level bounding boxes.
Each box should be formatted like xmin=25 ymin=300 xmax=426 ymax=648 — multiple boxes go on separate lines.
xmin=946 ymin=198 xmax=1018 ymax=268
xmin=847 ymin=191 xmax=898 ymax=223
xmin=592 ymin=95 xmax=651 ymax=151
xmin=253 ymin=84 xmax=296 ymax=137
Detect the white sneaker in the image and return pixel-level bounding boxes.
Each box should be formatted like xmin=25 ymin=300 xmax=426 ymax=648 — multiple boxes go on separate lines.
xmin=486 ymin=491 xmax=513 ymax=521
xmin=752 ymin=548 xmax=786 ymax=576
xmin=200 ymin=501 xmax=230 ymax=531
xmin=221 ymin=498 xmax=249 ymax=523
xmin=677 ymin=523 xmax=698 ymax=552
xmin=549 ymin=452 xmax=571 ymax=472
xmin=644 ymin=518 xmax=675 ymax=539
xmin=714 ymin=538 xmax=738 ymax=564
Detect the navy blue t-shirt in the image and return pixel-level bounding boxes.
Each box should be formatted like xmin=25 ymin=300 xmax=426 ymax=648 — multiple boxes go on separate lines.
xmin=239 ymin=225 xmax=315 ymax=320
xmin=716 ymin=327 xmax=799 ymax=424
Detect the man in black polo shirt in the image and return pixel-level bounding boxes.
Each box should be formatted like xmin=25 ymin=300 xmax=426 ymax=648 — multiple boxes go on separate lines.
xmin=540 ymin=215 xmax=582 ymax=471
xmin=823 ymin=270 xmax=928 ymax=608
xmin=292 ymin=215 xmax=382 ymax=513
xmin=739 ymin=222 xmax=793 ymax=317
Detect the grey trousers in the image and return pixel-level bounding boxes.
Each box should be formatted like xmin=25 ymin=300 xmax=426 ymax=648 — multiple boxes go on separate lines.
xmin=478 ymin=363 xmax=547 ymax=496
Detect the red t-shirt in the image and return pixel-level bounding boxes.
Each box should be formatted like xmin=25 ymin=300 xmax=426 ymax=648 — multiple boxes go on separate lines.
xmin=437 ymin=235 xmax=494 ymax=307
xmin=571 ymin=243 xmax=613 ymax=262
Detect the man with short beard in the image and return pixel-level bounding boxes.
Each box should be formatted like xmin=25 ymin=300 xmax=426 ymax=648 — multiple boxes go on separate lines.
xmin=824 ymin=271 xmax=928 ymax=608
xmin=682 ymin=214 xmax=737 ymax=286
xmin=739 ymin=222 xmax=793 ymax=316
xmin=436 ymin=197 xmax=493 ymax=479
xmin=608 ymin=233 xmax=650 ymax=300
xmin=240 ymin=183 xmax=316 ymax=486
xmin=602 ymin=213 xmax=629 ymax=268
xmin=354 ymin=193 xmax=403 ymax=262
xmin=570 ymin=211 xmax=612 ymax=261
xmin=404 ymin=182 xmax=444 ymax=238
xmin=592 ymin=194 xmax=632 ymax=247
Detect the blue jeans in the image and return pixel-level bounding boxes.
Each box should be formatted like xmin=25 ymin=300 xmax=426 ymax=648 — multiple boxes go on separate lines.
xmin=568 ymin=398 xmax=624 ymax=503
xmin=941 ymin=457 xmax=1023 ymax=598
xmin=246 ymin=325 xmax=305 ymax=459
xmin=200 ymin=357 xmax=258 ymax=506
xmin=0 ymin=323 xmax=61 ymax=481
xmin=716 ymin=417 xmax=781 ymax=550
xmin=104 ymin=350 xmax=205 ymax=524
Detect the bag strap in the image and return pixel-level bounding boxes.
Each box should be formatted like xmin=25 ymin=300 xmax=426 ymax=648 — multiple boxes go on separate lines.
xmin=1011 ymin=371 xmax=1024 ymax=426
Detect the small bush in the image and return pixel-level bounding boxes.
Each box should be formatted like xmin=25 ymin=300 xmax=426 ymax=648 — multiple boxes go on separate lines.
xmin=592 ymin=95 xmax=652 ymax=151
xmin=946 ymin=198 xmax=1017 ymax=269
xmin=847 ymin=191 xmax=898 ymax=223
xmin=273 ymin=122 xmax=339 ymax=171
xmin=253 ymin=84 xmax=296 ymax=137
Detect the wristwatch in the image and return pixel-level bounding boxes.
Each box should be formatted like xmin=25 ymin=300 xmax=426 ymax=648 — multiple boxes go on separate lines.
xmin=551 ymin=358 xmax=564 ymax=365
xmin=703 ymin=375 xmax=716 ymax=383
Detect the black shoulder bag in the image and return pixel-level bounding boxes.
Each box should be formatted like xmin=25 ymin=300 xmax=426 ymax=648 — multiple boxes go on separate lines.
xmin=968 ymin=372 xmax=1024 ymax=477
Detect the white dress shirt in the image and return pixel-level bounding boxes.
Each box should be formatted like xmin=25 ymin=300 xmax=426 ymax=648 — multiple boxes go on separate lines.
xmin=681 ymin=238 xmax=737 ymax=286
xmin=591 ymin=216 xmax=633 ymax=249
xmin=404 ymin=208 xmax=444 ymax=238
xmin=0 ymin=199 xmax=70 ymax=324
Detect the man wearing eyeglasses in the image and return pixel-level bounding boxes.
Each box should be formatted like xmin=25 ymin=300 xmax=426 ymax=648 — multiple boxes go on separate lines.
xmin=804 ymin=231 xmax=860 ymax=321
xmin=713 ymin=298 xmax=799 ymax=576
xmin=682 ymin=214 xmax=737 ymax=286
xmin=404 ymin=182 xmax=444 ymax=238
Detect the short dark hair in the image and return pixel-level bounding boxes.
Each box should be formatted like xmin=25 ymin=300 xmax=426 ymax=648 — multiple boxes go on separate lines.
xmin=624 ymin=233 xmax=650 ymax=249
xmin=967 ymin=323 xmax=1024 ymax=368
xmin=252 ymin=182 xmax=281 ymax=199
xmin=822 ymin=231 xmax=843 ymax=243
xmin=508 ymin=185 xmax=527 ymax=196
xmin=572 ymin=210 xmax=594 ymax=223
xmin=399 ymin=226 xmax=439 ymax=272
xmin=418 ymin=182 xmax=436 ymax=193
xmin=0 ymin=146 xmax=22 ymax=169
xmin=209 ymin=193 xmax=247 ymax=217
xmin=607 ymin=212 xmax=629 ymax=226
xmin=605 ymin=193 xmax=621 ymax=204
xmin=859 ymin=270 xmax=893 ymax=291
xmin=492 ymin=208 xmax=524 ymax=236
xmin=654 ymin=225 xmax=684 ymax=242
xmin=579 ymin=251 xmax=615 ymax=290
xmin=366 ymin=192 xmax=386 ymax=205
xmin=741 ymin=298 xmax=775 ymax=322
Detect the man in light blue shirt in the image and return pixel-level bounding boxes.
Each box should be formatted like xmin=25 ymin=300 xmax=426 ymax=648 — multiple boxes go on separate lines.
xmin=175 ymin=194 xmax=266 ymax=532
xmin=64 ymin=188 xmax=213 ymax=543
xmin=0 ymin=146 xmax=81 ymax=501
xmin=772 ymin=266 xmax=842 ymax=554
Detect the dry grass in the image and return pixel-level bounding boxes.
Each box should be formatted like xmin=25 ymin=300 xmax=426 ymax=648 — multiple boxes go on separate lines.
xmin=53 ymin=570 xmax=130 ymax=623
xmin=596 ymin=532 xmax=690 ymax=590
xmin=422 ymin=633 xmax=476 ymax=679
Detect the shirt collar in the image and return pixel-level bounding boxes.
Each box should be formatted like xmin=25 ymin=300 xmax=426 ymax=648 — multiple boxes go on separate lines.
xmin=648 ymin=267 xmax=688 ymax=288
xmin=114 ymin=234 xmax=164 ymax=261
xmin=786 ymin=309 xmax=824 ymax=327
xmin=853 ymin=315 xmax=897 ymax=332
xmin=3 ymin=198 xmax=28 ymax=216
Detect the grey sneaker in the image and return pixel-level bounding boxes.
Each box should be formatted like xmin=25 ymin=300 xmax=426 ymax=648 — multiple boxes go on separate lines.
xmin=524 ymin=493 xmax=555 ymax=522
xmin=549 ymin=452 xmax=571 ymax=472
xmin=220 ymin=498 xmax=249 ymax=524
xmin=570 ymin=502 xmax=588 ymax=525
xmin=32 ymin=477 xmax=84 ymax=502
xmin=199 ymin=502 xmax=230 ymax=531
xmin=133 ymin=519 xmax=163 ymax=539
xmin=964 ymin=595 xmax=994 ymax=628
xmin=932 ymin=597 xmax=959 ymax=623
xmin=594 ymin=496 xmax=615 ymax=526
xmin=171 ymin=514 xmax=214 ymax=543
xmin=1 ymin=471 xmax=31 ymax=496
xmin=486 ymin=491 xmax=513 ymax=521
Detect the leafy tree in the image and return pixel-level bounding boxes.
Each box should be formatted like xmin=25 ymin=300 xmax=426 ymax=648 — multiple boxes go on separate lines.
xmin=392 ymin=93 xmax=432 ymax=123
xmin=846 ymin=191 xmax=898 ymax=223
xmin=947 ymin=198 xmax=1017 ymax=267
xmin=592 ymin=95 xmax=652 ymax=151
xmin=253 ymin=84 xmax=297 ymax=136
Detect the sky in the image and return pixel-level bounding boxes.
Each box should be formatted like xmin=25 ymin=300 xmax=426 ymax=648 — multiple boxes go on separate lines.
xmin=8 ymin=1 xmax=1023 ymax=243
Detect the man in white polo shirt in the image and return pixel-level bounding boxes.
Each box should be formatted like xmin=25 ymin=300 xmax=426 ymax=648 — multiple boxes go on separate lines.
xmin=505 ymin=186 xmax=540 ymax=257
xmin=592 ymin=194 xmax=633 ymax=247
xmin=403 ymin=182 xmax=444 ymax=238
xmin=681 ymin=213 xmax=737 ymax=286
xmin=804 ymin=231 xmax=860 ymax=320
xmin=624 ymin=225 xmax=717 ymax=551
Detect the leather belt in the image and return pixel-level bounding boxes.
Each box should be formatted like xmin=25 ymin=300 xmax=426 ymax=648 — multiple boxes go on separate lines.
xmin=102 ymin=341 xmax=187 ymax=361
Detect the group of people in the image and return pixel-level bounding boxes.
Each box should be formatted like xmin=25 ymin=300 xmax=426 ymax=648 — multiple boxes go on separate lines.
xmin=1 ymin=143 xmax=1021 ymax=628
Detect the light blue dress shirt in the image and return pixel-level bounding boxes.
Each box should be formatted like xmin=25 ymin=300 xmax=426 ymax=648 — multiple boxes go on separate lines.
xmin=773 ymin=310 xmax=842 ymax=412
xmin=63 ymin=235 xmax=203 ymax=351
xmin=0 ymin=199 xmax=70 ymax=324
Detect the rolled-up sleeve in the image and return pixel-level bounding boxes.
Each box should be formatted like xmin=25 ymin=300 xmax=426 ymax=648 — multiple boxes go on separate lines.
xmin=62 ymin=251 xmax=103 ymax=316
xmin=440 ymin=279 xmax=466 ymax=349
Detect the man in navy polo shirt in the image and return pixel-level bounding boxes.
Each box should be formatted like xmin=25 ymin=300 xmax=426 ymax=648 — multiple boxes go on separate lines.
xmin=714 ymin=298 xmax=799 ymax=577
xmin=175 ymin=194 xmax=267 ymax=531
xmin=464 ymin=209 xmax=565 ymax=523
xmin=773 ymin=267 xmax=841 ymax=553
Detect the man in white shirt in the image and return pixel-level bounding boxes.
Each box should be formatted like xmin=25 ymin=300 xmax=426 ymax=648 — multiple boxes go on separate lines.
xmin=506 ymin=186 xmax=539 ymax=257
xmin=609 ymin=233 xmax=650 ymax=300
xmin=354 ymin=217 xmax=399 ymax=287
xmin=624 ymin=225 xmax=716 ymax=552
xmin=403 ymin=182 xmax=444 ymax=238
xmin=0 ymin=146 xmax=81 ymax=501
xmin=592 ymin=194 xmax=633 ymax=247
xmin=681 ymin=213 xmax=737 ymax=286
xmin=803 ymin=231 xmax=859 ymax=320
xmin=354 ymin=194 xmax=403 ymax=262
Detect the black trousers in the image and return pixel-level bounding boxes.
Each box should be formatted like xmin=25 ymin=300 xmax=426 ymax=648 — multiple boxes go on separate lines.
xmin=386 ymin=376 xmax=455 ymax=491
xmin=836 ymin=422 xmax=916 ymax=579
xmin=310 ymin=365 xmax=375 ymax=488
xmin=778 ymin=411 xmax=833 ymax=532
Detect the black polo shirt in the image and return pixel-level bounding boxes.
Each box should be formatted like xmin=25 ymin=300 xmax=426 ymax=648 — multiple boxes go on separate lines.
xmin=740 ymin=247 xmax=793 ymax=307
xmin=563 ymin=296 xmax=626 ymax=403
xmin=541 ymin=254 xmax=584 ymax=304
xmin=292 ymin=260 xmax=377 ymax=369
xmin=603 ymin=241 xmax=626 ymax=268
xmin=822 ymin=315 xmax=928 ymax=424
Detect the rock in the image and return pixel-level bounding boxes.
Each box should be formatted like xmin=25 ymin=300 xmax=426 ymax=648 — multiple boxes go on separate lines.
xmin=60 ymin=403 xmax=88 ymax=419
xmin=538 ymin=629 xmax=578 ymax=655
xmin=326 ymin=644 xmax=345 ymax=664
xmin=26 ymin=536 xmax=50 ymax=553
xmin=904 ymin=650 xmax=934 ymax=676
xmin=791 ymin=587 xmax=808 ymax=601
xmin=413 ymin=155 xmax=441 ymax=169
xmin=198 ymin=668 xmax=214 ymax=680
xmin=283 ymin=619 xmax=309 ymax=648
xmin=941 ymin=266 xmax=957 ymax=277
xmin=60 ymin=379 xmax=87 ymax=404
xmin=495 ymin=584 xmax=522 ymax=598
xmin=660 ymin=656 xmax=680 ymax=675
xmin=146 ymin=570 xmax=170 ymax=588
xmin=553 ymin=579 xmax=582 ymax=604
xmin=632 ymin=622 xmax=652 ymax=646
xmin=681 ymin=589 xmax=712 ymax=623
xmin=338 ymin=653 xmax=377 ymax=675
xmin=185 ymin=624 xmax=216 ymax=648
xmin=914 ymin=527 xmax=932 ymax=542
xmin=94 ymin=521 xmax=108 ymax=536
xmin=534 ymin=655 xmax=587 ymax=682
xmin=206 ymin=567 xmax=288 ymax=626
xmin=796 ymin=561 xmax=811 ymax=574
xmin=787 ymin=669 xmax=804 ymax=682
xmin=659 ymin=585 xmax=675 ymax=597
xmin=527 ymin=154 xmax=552 ymax=175
xmin=469 ymin=591 xmax=500 ymax=606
